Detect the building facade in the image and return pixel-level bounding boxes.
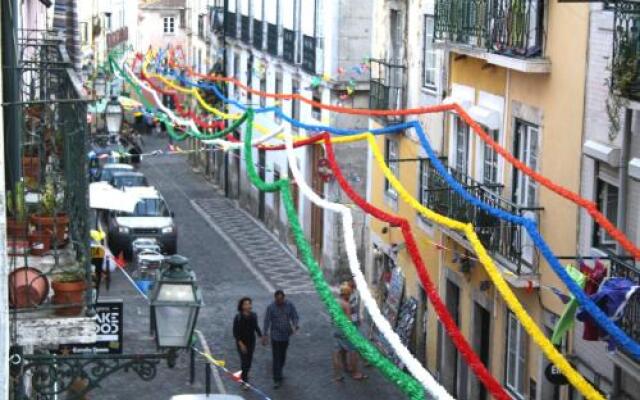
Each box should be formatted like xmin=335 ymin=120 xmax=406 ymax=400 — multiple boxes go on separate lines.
xmin=185 ymin=0 xmax=214 ymax=75
xmin=201 ymin=0 xmax=374 ymax=280
xmin=365 ymin=0 xmax=622 ymax=399
xmin=138 ymin=0 xmax=188 ymax=52
xmin=577 ymin=2 xmax=640 ymax=398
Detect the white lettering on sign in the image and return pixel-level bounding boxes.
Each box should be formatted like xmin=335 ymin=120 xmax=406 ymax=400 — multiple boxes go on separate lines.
xmin=95 ymin=311 xmax=120 ymax=341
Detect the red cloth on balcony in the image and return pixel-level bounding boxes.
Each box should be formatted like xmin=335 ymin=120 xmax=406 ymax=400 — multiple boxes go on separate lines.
xmin=579 ymin=260 xmax=607 ymax=341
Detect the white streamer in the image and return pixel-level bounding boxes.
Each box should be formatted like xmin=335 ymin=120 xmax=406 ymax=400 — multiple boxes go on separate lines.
xmin=282 ymin=132 xmax=453 ymax=399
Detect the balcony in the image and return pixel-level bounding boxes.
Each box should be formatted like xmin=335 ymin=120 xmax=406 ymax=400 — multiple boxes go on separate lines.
xmin=253 ymin=18 xmax=263 ymax=50
xmin=613 ymin=1 xmax=640 ymax=101
xmin=434 ymin=0 xmax=548 ymax=72
xmin=267 ymin=23 xmax=278 ymax=56
xmin=422 ymin=160 xmax=542 ymax=275
xmin=282 ymin=28 xmax=295 ymax=64
xmin=369 ymin=58 xmax=407 ymax=115
xmin=6 ymin=30 xmax=95 ymax=342
xmin=604 ymin=250 xmax=640 ymax=358
xmin=225 ymin=11 xmax=236 ymax=38
xmin=301 ymin=35 xmax=317 ymax=74
xmin=210 ymin=6 xmax=224 ymax=34
xmin=241 ymin=15 xmax=251 ymax=44
xmin=197 ymin=14 xmax=205 ymax=41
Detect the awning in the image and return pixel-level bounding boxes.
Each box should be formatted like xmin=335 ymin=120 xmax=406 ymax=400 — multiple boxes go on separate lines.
xmin=629 ymin=158 xmax=640 ymax=180
xmin=583 ymin=140 xmax=621 ymax=167
xmin=442 ymin=96 xmax=472 ymax=112
xmin=89 ymin=182 xmax=142 ymax=212
xmin=467 ymin=105 xmax=502 ymax=131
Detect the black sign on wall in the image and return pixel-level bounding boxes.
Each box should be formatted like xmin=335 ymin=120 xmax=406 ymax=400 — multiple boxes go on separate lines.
xmin=60 ymin=299 xmax=124 ymax=355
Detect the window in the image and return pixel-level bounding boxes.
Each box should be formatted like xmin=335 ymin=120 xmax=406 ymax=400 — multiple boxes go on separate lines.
xmin=423 ymin=15 xmax=437 ymax=90
xmin=453 ymin=116 xmax=470 ymax=174
xmin=274 ymin=70 xmax=283 ymax=123
xmin=513 ymin=120 xmax=539 ymax=207
xmin=594 ymin=178 xmax=619 ymax=249
xmin=233 ymin=52 xmax=241 ymax=98
xmin=505 ymin=312 xmax=527 ymax=398
xmin=390 ymin=9 xmax=402 ymax=62
xmin=80 ymin=22 xmax=88 ymax=44
xmin=312 ymin=88 xmax=322 ymax=120
xmin=419 ymin=160 xmax=433 ymax=225
xmin=291 ymin=79 xmax=300 ymax=132
xmin=273 ymin=167 xmax=281 ymax=224
xmin=481 ymin=127 xmax=500 ymax=190
xmin=384 ymin=138 xmax=399 ymax=198
xmin=163 ymin=16 xmax=175 ymax=34
xmin=247 ymin=55 xmax=253 ymax=103
xmin=260 ymin=75 xmax=267 ymax=108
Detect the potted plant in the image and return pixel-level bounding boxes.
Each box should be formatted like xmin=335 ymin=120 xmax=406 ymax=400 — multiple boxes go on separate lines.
xmin=7 ymin=181 xmax=28 ymax=238
xmin=30 ymin=178 xmax=69 ymax=251
xmin=52 ymin=264 xmax=87 ymax=316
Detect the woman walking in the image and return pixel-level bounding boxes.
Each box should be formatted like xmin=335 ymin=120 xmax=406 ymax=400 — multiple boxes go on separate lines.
xmin=233 ymin=297 xmax=263 ymax=388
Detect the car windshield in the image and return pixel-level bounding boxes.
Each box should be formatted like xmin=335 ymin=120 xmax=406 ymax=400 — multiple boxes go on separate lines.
xmin=117 ymin=198 xmax=170 ymax=217
xmin=112 ymin=175 xmax=147 ymax=188
xmin=100 ymin=168 xmax=129 ymax=182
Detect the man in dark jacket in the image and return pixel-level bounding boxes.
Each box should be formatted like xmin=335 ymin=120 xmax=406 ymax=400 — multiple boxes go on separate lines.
xmin=262 ymin=290 xmax=299 ymax=388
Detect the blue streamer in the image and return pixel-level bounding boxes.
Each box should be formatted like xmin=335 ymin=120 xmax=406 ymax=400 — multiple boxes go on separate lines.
xmin=147 ymin=59 xmax=640 ymax=360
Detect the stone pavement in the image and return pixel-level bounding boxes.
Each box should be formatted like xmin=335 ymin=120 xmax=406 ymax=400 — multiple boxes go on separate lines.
xmin=89 ymin=136 xmax=405 ymax=400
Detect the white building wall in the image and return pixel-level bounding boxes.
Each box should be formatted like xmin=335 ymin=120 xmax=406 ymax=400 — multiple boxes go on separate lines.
xmin=137 ymin=7 xmax=187 ymax=52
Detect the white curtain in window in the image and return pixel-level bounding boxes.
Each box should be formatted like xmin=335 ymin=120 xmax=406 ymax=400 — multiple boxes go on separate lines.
xmin=254 ymin=0 xmax=263 ymax=20
xmin=240 ymin=0 xmax=250 ymax=16
xmin=228 ymin=0 xmax=237 ymax=13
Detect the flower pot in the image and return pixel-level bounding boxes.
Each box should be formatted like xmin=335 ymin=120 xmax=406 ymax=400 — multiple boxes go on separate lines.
xmin=9 ymin=267 xmax=50 ymax=308
xmin=30 ymin=214 xmax=70 ymax=246
xmin=7 ymin=218 xmax=28 ymax=239
xmin=52 ymin=280 xmax=87 ymax=316
xmin=22 ymin=156 xmax=40 ymax=182
xmin=28 ymin=232 xmax=51 ymax=256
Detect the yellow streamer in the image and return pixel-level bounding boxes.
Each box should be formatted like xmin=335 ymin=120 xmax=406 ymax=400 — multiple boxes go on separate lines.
xmin=135 ymin=53 xmax=602 ymax=399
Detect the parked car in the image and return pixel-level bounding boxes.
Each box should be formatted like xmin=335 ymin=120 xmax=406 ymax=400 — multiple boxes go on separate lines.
xmin=106 ymin=187 xmax=177 ymax=258
xmin=109 ymin=171 xmax=148 ymax=189
xmin=98 ymin=163 xmax=134 ymax=184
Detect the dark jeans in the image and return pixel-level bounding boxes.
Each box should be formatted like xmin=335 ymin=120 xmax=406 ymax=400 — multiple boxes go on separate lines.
xmin=236 ymin=341 xmax=255 ymax=382
xmin=271 ymin=339 xmax=289 ymax=382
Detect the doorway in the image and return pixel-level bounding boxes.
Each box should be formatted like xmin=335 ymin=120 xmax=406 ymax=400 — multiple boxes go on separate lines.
xmin=310 ymin=145 xmax=325 ymax=261
xmin=441 ymin=279 xmax=460 ymax=396
xmin=258 ymin=149 xmax=266 ymax=220
xmin=471 ymin=302 xmax=491 ymax=400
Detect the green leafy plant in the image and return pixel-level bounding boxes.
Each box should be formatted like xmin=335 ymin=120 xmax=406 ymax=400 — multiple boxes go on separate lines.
xmin=606 ymin=28 xmax=639 ymax=141
xmin=7 ymin=181 xmax=27 ymax=222
xmin=41 ymin=179 xmax=58 ymax=217
xmin=52 ymin=261 xmax=85 ymax=282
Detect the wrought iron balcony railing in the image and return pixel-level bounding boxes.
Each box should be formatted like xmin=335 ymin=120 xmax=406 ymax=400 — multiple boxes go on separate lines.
xmin=302 ymin=35 xmax=317 ymax=74
xmin=422 ymin=159 xmax=541 ymax=275
xmin=225 ymin=11 xmax=237 ymax=38
xmin=7 ymin=30 xmax=92 ymax=315
xmin=282 ymin=28 xmax=295 ymax=64
xmin=267 ymin=23 xmax=278 ymax=56
xmin=210 ymin=6 xmax=224 ymax=33
xmin=603 ymin=250 xmax=640 ymax=355
xmin=613 ymin=1 xmax=640 ymax=101
xmin=253 ymin=19 xmax=263 ymax=50
xmin=241 ymin=15 xmax=251 ymax=44
xmin=369 ymin=58 xmax=407 ymax=112
xmin=434 ymin=0 xmax=545 ymax=58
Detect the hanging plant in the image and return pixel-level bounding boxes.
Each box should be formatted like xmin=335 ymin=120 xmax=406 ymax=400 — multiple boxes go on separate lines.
xmin=606 ymin=28 xmax=639 ymax=141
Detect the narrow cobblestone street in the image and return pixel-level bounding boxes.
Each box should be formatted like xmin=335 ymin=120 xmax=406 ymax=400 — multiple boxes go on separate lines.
xmin=90 ymin=136 xmax=404 ymax=400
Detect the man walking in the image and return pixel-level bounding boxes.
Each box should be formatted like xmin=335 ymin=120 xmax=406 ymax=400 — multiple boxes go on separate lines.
xmin=262 ymin=290 xmax=299 ymax=388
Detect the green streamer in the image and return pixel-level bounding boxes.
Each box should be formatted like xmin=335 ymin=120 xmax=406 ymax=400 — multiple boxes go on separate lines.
xmin=242 ymin=109 xmax=424 ymax=400
xmin=107 ymin=54 xmax=248 ymax=141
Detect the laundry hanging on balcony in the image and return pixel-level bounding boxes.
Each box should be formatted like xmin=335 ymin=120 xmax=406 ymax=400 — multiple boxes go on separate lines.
xmin=577 ymin=277 xmax=639 ymax=351
xmin=551 ymin=265 xmax=586 ymax=345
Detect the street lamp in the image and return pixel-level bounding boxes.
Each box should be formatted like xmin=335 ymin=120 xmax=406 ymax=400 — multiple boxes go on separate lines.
xmin=150 ymin=255 xmax=202 ymax=350
xmin=94 ymin=72 xmax=107 ymax=98
xmin=105 ymin=96 xmax=123 ymax=143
